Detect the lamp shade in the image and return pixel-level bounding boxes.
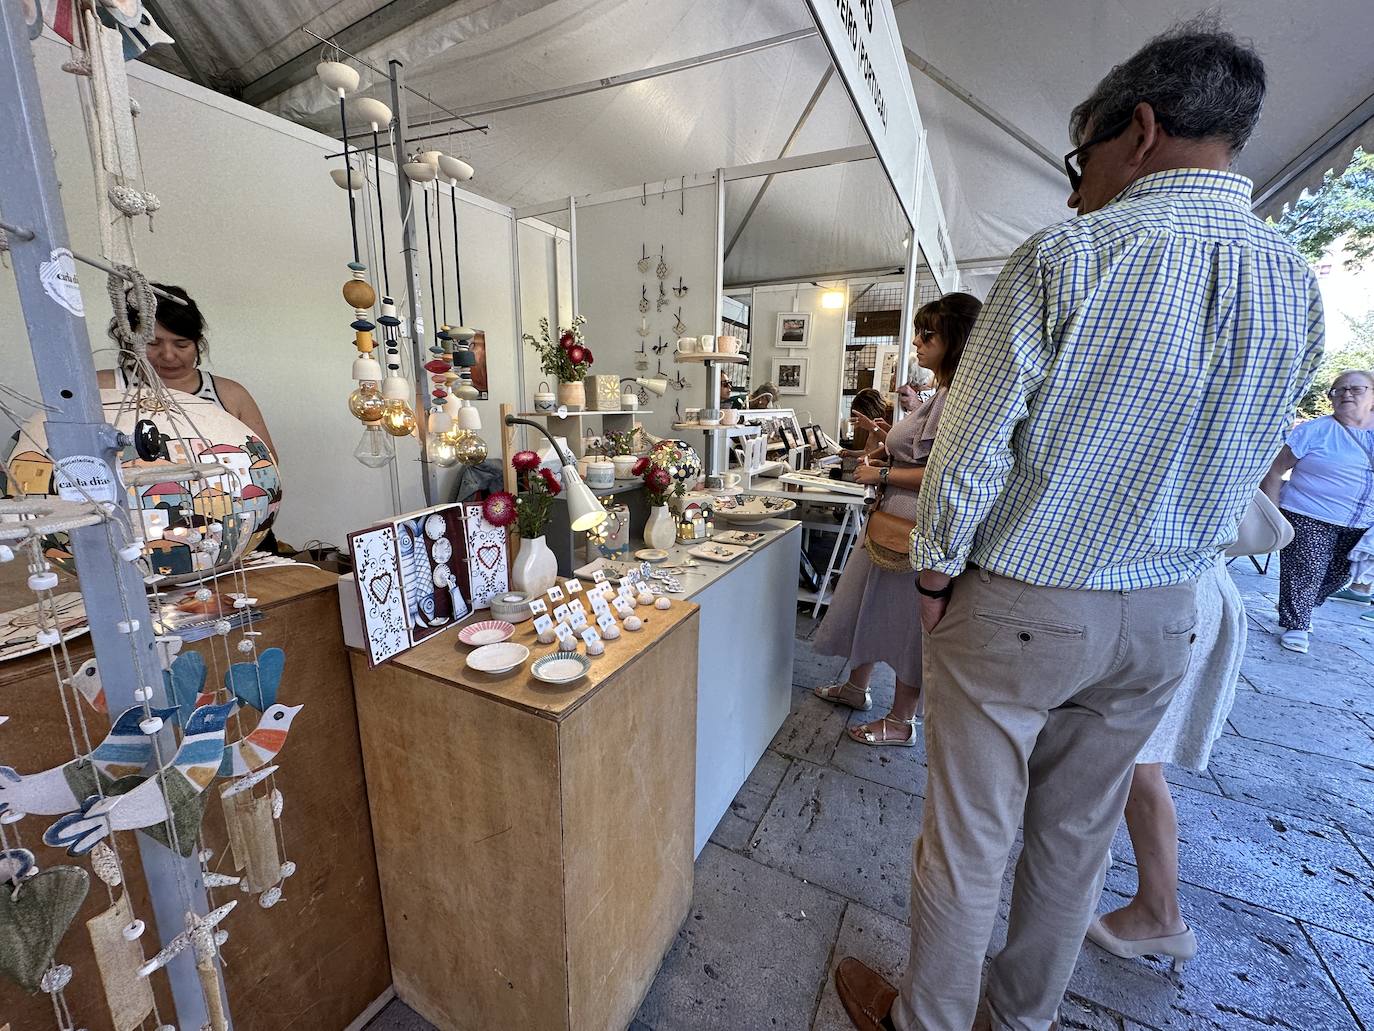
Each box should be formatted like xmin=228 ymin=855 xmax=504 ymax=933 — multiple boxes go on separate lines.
xmin=636 ymin=376 xmax=669 ymax=397
xmin=439 ymin=154 xmax=475 ymax=182
xmin=560 ymin=464 xmax=609 ymax=532
xmin=316 ymin=60 xmax=359 ymax=95
xmin=353 ymin=96 xmax=391 ymax=129
xmin=330 ymin=167 xmax=364 ymax=191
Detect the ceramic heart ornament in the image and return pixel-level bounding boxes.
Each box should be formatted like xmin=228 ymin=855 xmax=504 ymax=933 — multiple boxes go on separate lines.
xmin=0 ymin=863 xmax=89 ymax=992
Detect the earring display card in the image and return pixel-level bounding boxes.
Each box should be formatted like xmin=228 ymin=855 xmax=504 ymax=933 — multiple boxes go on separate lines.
xmin=348 ymin=525 xmax=411 ymax=667
xmin=463 ymin=502 xmax=510 ymax=609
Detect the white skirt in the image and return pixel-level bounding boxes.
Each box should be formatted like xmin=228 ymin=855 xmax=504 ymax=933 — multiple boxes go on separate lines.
xmin=1136 ymin=557 xmax=1246 ymax=771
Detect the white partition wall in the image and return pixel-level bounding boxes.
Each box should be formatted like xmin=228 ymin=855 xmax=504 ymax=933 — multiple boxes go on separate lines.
xmin=0 ymin=37 xmax=521 ymax=548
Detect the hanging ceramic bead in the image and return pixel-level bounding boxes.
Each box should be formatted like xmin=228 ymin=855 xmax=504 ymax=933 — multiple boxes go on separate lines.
xmin=637 ymin=243 xmax=651 ymax=273
xmin=638 ymin=285 xmax=649 ymax=314
xmin=108 ymin=184 xmax=147 ymax=216
xmin=656 ymin=247 xmax=669 ymax=279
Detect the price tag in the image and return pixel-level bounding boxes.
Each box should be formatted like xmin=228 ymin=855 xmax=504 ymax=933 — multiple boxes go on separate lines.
xmin=529 ymin=599 xmax=548 ymax=617
xmin=597 ymin=612 xmax=619 ymax=634
xmin=552 ymin=603 xmax=570 ymax=624
xmin=563 ymin=578 xmax=585 ymax=595
xmin=533 ymin=613 xmax=554 ymax=635
xmin=547 ymin=585 xmax=566 ymax=603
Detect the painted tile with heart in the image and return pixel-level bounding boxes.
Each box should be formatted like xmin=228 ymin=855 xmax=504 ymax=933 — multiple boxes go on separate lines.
xmin=347 ymin=524 xmax=411 ymax=667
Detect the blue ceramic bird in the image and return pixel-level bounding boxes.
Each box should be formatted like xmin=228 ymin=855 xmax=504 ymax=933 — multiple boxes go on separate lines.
xmin=44 ymin=701 xmax=237 ymax=856
xmin=0 ymin=705 xmax=178 ymax=817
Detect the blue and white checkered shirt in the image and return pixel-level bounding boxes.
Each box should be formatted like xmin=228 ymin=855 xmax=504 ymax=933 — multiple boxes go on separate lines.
xmin=912 ymin=168 xmax=1325 ymax=589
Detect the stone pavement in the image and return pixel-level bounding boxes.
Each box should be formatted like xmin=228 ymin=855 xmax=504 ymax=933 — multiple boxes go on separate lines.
xmin=367 ymin=561 xmax=1374 ymax=1031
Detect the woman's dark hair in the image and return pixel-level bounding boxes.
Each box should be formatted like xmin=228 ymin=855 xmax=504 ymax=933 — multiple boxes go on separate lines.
xmin=115 ymin=283 xmax=208 ymax=363
xmin=851 ymin=387 xmax=892 ymax=424
xmin=914 ymin=292 xmax=983 ymax=388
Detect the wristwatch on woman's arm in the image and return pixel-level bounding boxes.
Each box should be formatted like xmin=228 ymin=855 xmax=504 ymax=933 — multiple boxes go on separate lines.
xmin=879 ymin=466 xmax=890 ymax=485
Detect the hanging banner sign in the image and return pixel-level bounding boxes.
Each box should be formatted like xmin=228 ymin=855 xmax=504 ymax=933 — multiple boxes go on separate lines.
xmin=804 ymin=0 xmax=921 ymax=226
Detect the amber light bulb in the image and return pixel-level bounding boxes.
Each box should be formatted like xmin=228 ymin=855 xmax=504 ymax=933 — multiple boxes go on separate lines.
xmin=348 ymin=381 xmax=385 ymax=423
xmin=381 ymin=399 xmax=417 ymax=437
xmin=429 ymin=434 xmax=459 ymax=468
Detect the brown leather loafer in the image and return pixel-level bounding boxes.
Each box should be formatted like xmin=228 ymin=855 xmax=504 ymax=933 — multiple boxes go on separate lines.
xmin=835 ymin=957 xmax=898 ymax=1031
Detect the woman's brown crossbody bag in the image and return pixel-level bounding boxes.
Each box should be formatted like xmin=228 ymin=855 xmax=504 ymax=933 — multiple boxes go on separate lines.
xmin=863 ymin=500 xmax=917 ymax=572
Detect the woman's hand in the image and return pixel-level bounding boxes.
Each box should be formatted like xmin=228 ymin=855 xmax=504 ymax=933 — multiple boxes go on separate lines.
xmin=854 ymin=463 xmax=885 ymax=485
xmin=853 ymin=412 xmax=876 ymax=433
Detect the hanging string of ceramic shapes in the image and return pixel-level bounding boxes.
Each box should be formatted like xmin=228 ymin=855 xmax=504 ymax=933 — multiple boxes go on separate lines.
xmin=436 ymin=156 xmax=485 ymax=465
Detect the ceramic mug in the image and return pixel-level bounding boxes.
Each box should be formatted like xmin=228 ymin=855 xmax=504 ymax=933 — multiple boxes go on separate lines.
xmin=700 ymin=407 xmax=721 ymax=426
xmin=621 ymin=392 xmax=639 ymax=411
xmin=698 ymin=334 xmax=716 ymax=352
xmin=677 ymin=336 xmax=698 ymax=354
xmin=717 ymin=335 xmax=740 ymax=354
xmin=720 ymin=409 xmax=740 ymax=426
xmin=585 ymin=460 xmax=615 ymax=489
xmin=720 ymin=472 xmax=742 ymax=488
xmin=684 ymin=407 xmax=701 ymax=424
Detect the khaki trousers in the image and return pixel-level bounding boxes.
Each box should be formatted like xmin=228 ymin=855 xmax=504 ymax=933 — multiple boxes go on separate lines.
xmin=892 ymin=568 xmax=1198 ymax=1031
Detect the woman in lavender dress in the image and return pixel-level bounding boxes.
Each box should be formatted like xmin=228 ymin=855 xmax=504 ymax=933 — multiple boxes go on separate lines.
xmin=812 ymin=294 xmax=982 ymax=744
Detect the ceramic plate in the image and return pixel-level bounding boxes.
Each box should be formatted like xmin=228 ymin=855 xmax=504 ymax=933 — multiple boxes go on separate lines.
xmin=690 ymin=542 xmax=748 ymax=563
xmin=459 ymin=619 xmax=516 ymax=647
xmin=634 ymin=548 xmax=670 ymax=562
xmin=714 ymin=497 xmax=797 ymax=524
xmin=714 ymin=530 xmax=768 ymax=548
xmin=424 ymin=514 xmax=446 ymax=540
xmin=465 ymin=641 xmax=529 ymax=674
xmin=531 ymin=651 xmax=591 ymax=685
xmin=431 ymin=537 xmax=452 ymax=564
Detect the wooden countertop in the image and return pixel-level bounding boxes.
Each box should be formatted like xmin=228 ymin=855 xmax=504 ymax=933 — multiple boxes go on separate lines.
xmin=380 ymin=598 xmax=699 ymax=722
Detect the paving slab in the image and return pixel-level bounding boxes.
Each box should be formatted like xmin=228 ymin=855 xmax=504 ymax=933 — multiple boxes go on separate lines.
xmin=363 ymin=999 xmax=434 ymax=1031
xmin=1206 ymin=733 xmax=1374 ymax=839
xmin=751 ymin=760 xmax=923 ymax=921
xmin=709 ymin=749 xmax=793 ymax=853
xmin=1224 ymin=689 xmax=1374 ymax=762
xmin=1240 ymin=655 xmax=1374 ymax=717
xmin=1108 ymin=784 xmax=1374 ymax=942
xmin=634 ymin=844 xmax=845 ymax=1031
xmin=1069 ymin=866 xmax=1357 ymax=1030
xmin=811 ymin=901 xmax=910 ymax=1031
xmin=829 ymin=707 xmax=929 ymax=796
xmin=791 ymin=638 xmax=850 ymax=693
xmin=1303 ymin=923 xmax=1374 ymax=1030
xmin=770 ymin=689 xmax=853 ymax=765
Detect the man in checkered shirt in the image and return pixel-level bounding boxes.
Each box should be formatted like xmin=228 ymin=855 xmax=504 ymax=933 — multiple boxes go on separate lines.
xmin=835 ymin=19 xmax=1323 ymax=1031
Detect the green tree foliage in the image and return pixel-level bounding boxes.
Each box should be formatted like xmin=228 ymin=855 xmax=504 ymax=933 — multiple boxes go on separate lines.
xmin=1271 ymin=148 xmax=1374 ymax=270
xmin=1298 ymin=309 xmax=1374 ymax=419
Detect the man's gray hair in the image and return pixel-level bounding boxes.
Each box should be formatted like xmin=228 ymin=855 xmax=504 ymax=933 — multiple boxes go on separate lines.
xmin=1070 ymin=15 xmax=1266 ymax=153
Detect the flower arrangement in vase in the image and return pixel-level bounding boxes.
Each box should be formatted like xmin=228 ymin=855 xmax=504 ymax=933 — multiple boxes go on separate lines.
xmin=523 ymin=315 xmax=592 ymax=410
xmin=503 ymin=449 xmax=563 ymax=593
xmin=604 ymin=427 xmax=644 ymax=479
xmin=635 ymin=454 xmax=678 ymax=549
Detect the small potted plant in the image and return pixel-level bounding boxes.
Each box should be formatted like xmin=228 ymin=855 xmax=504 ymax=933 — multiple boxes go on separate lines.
xmin=505 ymin=449 xmax=562 ymax=593
xmin=523 ymin=315 xmax=593 ymax=411
xmin=635 ymin=455 xmax=677 ymax=550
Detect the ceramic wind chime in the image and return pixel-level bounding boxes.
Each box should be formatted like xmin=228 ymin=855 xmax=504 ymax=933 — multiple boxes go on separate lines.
xmin=319 ymin=58 xmax=415 ymax=468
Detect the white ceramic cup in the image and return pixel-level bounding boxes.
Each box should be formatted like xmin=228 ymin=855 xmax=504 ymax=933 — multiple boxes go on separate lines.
xmin=698 ymin=334 xmax=716 ymax=352
xmin=700 ymin=407 xmax=721 ymax=426
xmin=721 ymin=472 xmax=742 ymax=488
xmin=684 ymin=407 xmax=700 ymax=424
xmin=677 ymin=336 xmax=698 ymax=353
xmin=720 ymin=409 xmax=740 ymax=426
xmin=612 ymin=455 xmax=640 ymax=479
xmin=717 ymin=335 xmax=740 ymax=354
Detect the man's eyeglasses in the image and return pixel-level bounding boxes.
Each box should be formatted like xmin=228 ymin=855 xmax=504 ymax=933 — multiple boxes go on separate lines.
xmin=1063 ymin=116 xmax=1133 ymax=194
xmin=1331 ymin=385 xmax=1370 ymax=397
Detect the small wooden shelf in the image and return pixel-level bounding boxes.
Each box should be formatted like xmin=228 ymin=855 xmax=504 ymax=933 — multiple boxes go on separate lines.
xmin=673 ymin=352 xmax=747 ymax=365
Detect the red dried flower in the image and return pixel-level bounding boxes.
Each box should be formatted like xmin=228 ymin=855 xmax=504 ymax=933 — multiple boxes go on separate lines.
xmin=559 ymin=331 xmax=575 ymax=349
xmin=539 ymin=466 xmax=563 ymax=495
xmin=581 ymin=347 xmax=594 ymax=365
xmin=482 ymin=491 xmax=516 ymax=527
xmin=645 ymin=467 xmax=671 ymax=492
xmin=512 ymin=450 xmax=541 ymax=472
xmin=632 ymin=456 xmax=650 ymax=477
xmin=567 ymin=345 xmax=587 ymax=366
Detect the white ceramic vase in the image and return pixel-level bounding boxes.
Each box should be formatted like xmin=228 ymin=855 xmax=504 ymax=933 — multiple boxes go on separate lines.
xmin=511 ymin=535 xmax=558 ymax=595
xmin=644 ymin=506 xmax=676 ymax=550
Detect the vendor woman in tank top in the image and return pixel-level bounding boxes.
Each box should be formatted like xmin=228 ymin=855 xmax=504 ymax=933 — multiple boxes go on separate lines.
xmin=97 ymin=283 xmax=277 ymax=459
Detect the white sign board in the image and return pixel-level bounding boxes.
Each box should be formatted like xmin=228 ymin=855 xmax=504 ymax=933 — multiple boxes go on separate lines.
xmin=805 ymin=0 xmax=922 ymax=226
xmin=918 ymin=148 xmax=957 ymax=293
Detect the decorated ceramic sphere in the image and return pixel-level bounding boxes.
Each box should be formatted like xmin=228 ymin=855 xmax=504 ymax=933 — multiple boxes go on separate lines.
xmin=647 ymin=439 xmax=701 ymax=491
xmin=6 ymin=389 xmax=283 ymax=582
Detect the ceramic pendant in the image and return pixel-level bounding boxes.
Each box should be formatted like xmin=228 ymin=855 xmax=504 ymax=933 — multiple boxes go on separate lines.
xmin=636 ymin=244 xmax=651 ymax=273
xmin=202 ymin=873 xmax=240 ymax=888
xmin=655 ymin=251 xmax=668 ymax=279
xmin=673 ymin=309 xmax=687 ymax=335
xmin=0 ymin=864 xmax=89 ymax=992
xmin=40 ymin=962 xmax=72 ymax=992
xmin=271 ymin=789 xmax=283 ymax=819
xmin=90 ymin=842 xmax=123 ymax=887
xmin=280 ymin=860 xmax=297 ymax=879
xmin=638 ymin=285 xmax=649 ymax=314
xmin=259 ymin=885 xmax=282 ymax=909
xmin=107 ymin=184 xmax=147 ymax=216
xmin=223 ymin=647 xmax=285 ymax=712
xmin=673 ymin=277 xmax=688 ymax=298
xmin=221 ymin=791 xmax=279 ymax=894
xmin=218 ymin=703 xmax=303 ymax=779
xmin=657 ymin=281 xmax=668 ymax=310
xmin=87 ymin=892 xmax=155 ymax=1030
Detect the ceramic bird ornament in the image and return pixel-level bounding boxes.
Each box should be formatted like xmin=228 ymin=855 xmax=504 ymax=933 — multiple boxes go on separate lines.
xmin=223 ymin=647 xmax=285 ymax=712
xmin=0 ymin=705 xmax=178 ymax=817
xmin=44 ymin=701 xmax=237 ymax=856
xmin=217 ymin=703 xmax=303 ymax=778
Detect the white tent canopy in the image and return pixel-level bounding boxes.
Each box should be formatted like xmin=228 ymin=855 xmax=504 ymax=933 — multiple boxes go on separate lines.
xmin=139 ymin=0 xmax=1374 ymax=286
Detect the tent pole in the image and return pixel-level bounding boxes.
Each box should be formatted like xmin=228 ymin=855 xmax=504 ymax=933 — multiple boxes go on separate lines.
xmin=389 ymin=58 xmax=437 ymax=506
xmin=0 ymin=4 xmax=216 ymax=1026
xmin=568 ymin=195 xmax=579 ymax=318
xmin=708 ymin=172 xmax=727 ymax=478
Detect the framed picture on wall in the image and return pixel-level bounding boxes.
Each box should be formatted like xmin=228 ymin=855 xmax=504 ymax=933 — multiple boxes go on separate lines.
xmin=772 ymin=356 xmax=809 ymax=395
xmin=774 ymin=312 xmax=811 ymax=348
xmin=874 ymin=344 xmax=900 ymax=393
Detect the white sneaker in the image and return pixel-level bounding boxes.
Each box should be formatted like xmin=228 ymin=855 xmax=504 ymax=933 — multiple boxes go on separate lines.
xmin=1279 ymin=629 xmax=1310 ymax=653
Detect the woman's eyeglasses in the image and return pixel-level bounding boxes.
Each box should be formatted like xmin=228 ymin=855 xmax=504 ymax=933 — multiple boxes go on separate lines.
xmin=1063 ymin=116 xmax=1133 ymax=194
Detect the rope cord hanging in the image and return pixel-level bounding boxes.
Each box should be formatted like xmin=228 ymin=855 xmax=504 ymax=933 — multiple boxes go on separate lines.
xmin=370 ymin=128 xmax=390 ymax=295
xmin=337 ymin=95 xmax=361 ymax=265
xmin=449 ymin=186 xmax=464 ymax=326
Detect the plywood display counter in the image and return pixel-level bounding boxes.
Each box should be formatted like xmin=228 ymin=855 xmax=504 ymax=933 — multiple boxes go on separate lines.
xmin=349 ymin=599 xmax=701 ymax=1031
xmin=0 ymin=564 xmax=389 ymax=1031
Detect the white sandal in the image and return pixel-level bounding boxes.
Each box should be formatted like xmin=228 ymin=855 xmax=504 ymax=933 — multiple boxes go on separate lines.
xmin=813 ymin=681 xmax=872 ymax=711
xmin=848 ymin=714 xmax=920 ymax=747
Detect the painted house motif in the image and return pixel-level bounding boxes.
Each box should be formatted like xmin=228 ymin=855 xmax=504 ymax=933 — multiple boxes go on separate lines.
xmin=146 ymin=538 xmax=193 ymax=576
xmin=141 ymin=481 xmax=191 ymax=510
xmin=239 ymin=484 xmax=270 ymax=523
xmin=191 ymin=485 xmax=233 ymax=520
xmin=244 ymin=436 xmax=272 ymax=464
xmin=198 ymin=443 xmax=251 ymax=488
xmin=249 ymin=459 xmax=280 ymax=498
